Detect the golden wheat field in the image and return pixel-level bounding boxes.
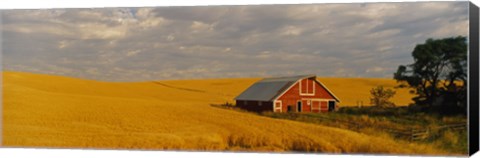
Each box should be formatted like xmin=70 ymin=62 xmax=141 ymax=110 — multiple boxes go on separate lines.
xmin=317 ymin=77 xmax=415 ymax=106
xmin=3 ymin=71 xmax=446 ymax=155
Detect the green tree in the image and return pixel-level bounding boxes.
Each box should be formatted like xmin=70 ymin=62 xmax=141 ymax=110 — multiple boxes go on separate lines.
xmin=394 ymin=36 xmax=467 ymax=113
xmin=370 ymin=86 xmax=396 ymax=107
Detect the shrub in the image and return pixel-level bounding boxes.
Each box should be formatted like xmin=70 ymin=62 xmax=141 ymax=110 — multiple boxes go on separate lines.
xmin=370 ymin=86 xmax=396 ymax=108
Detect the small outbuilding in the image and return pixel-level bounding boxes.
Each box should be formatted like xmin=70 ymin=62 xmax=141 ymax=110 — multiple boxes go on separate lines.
xmin=235 ymin=75 xmax=340 ymax=113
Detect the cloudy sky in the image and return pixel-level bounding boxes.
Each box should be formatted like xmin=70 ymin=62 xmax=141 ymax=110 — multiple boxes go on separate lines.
xmin=1 ymin=2 xmax=469 ymax=81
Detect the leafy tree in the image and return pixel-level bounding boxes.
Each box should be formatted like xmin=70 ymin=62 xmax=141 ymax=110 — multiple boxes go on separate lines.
xmin=370 ymin=86 xmax=396 ymax=107
xmin=394 ymin=36 xmax=467 ymax=113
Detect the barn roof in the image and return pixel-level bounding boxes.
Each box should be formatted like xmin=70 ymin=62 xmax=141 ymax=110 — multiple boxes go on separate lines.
xmin=235 ymin=75 xmax=340 ymax=102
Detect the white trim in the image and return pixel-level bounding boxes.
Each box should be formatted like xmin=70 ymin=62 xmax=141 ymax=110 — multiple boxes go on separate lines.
xmin=302 ymin=98 xmax=335 ymax=102
xmin=299 ymin=79 xmax=315 ymax=96
xmin=274 ymin=100 xmax=282 ymax=112
xmin=312 ymin=80 xmax=315 ymax=94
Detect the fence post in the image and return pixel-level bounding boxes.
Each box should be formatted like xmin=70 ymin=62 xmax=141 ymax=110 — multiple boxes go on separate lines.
xmin=426 ymin=128 xmax=430 ymax=137
xmin=410 ymin=128 xmax=414 ymax=142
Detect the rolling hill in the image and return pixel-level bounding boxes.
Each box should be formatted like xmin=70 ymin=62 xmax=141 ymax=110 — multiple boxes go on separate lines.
xmin=2 ymin=71 xmax=441 ymax=155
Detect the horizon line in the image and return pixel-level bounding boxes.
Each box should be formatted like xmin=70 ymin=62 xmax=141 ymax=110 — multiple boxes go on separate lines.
xmin=2 ymin=70 xmax=399 ymax=83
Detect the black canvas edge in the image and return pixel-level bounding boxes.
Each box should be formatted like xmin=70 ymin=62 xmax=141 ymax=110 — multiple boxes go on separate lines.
xmin=469 ymin=1 xmax=479 ymax=156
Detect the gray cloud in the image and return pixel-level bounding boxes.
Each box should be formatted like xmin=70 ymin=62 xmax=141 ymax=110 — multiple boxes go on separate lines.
xmin=1 ymin=2 xmax=469 ymax=81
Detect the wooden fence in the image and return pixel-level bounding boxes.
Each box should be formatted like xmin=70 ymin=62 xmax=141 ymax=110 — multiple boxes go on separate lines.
xmin=282 ymin=114 xmax=467 ymax=142
xmin=408 ymin=123 xmax=466 ymax=141
xmin=211 ymin=103 xmax=467 ymax=142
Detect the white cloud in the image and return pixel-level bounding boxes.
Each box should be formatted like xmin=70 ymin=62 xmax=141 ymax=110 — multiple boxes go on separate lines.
xmin=280 ymin=25 xmax=303 ymax=36
xmin=255 ymin=51 xmax=272 ymax=59
xmin=2 ymin=2 xmax=469 ymax=81
xmin=126 ymin=50 xmax=141 ymax=57
xmin=57 ymin=40 xmax=70 ymax=49
xmin=78 ymin=23 xmax=129 ymax=39
xmin=166 ymin=35 xmax=175 ymax=41
xmin=86 ymin=68 xmax=100 ymax=75
xmin=367 ymin=28 xmax=402 ymax=39
xmin=377 ymin=45 xmax=393 ymax=52
xmin=429 ymin=19 xmax=468 ymax=38
xmin=138 ymin=17 xmax=167 ymax=29
xmin=366 ymin=67 xmax=385 ymax=73
xmin=222 ymin=47 xmax=231 ymax=52
xmin=190 ymin=21 xmax=215 ymax=33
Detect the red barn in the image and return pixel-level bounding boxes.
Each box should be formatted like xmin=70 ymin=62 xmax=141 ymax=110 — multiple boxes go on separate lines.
xmin=235 ymin=75 xmax=340 ymax=113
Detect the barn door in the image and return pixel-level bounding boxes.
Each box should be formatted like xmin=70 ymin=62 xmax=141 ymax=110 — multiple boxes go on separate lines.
xmin=297 ymin=101 xmax=302 ymax=112
xmin=328 ymin=101 xmax=336 ymax=111
xmin=287 ymin=105 xmax=294 ymax=112
xmin=311 ymin=100 xmax=320 ymax=113
xmin=320 ymin=101 xmax=328 ymax=112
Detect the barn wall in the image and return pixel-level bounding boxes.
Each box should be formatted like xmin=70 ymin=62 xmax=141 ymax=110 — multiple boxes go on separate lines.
xmin=277 ymin=78 xmax=336 ymax=113
xmin=235 ymin=100 xmax=273 ymax=112
xmin=320 ymin=101 xmax=329 ymax=112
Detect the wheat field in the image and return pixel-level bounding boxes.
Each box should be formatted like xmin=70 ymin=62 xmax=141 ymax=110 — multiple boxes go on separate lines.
xmin=317 ymin=77 xmax=415 ymax=106
xmin=2 ymin=71 xmax=445 ymax=155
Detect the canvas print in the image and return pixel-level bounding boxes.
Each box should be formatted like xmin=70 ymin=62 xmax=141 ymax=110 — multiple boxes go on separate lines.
xmin=1 ymin=1 xmax=472 ymax=156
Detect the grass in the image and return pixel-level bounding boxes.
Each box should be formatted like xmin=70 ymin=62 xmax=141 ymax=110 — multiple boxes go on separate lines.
xmin=2 ymin=71 xmax=456 ymax=155
xmin=259 ymin=106 xmax=467 ymax=155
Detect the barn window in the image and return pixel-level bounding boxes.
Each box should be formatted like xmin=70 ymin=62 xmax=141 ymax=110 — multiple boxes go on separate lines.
xmin=258 ymin=101 xmax=262 ymax=106
xmin=299 ymin=79 xmax=315 ymax=95
xmin=244 ymin=101 xmax=247 ymax=105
